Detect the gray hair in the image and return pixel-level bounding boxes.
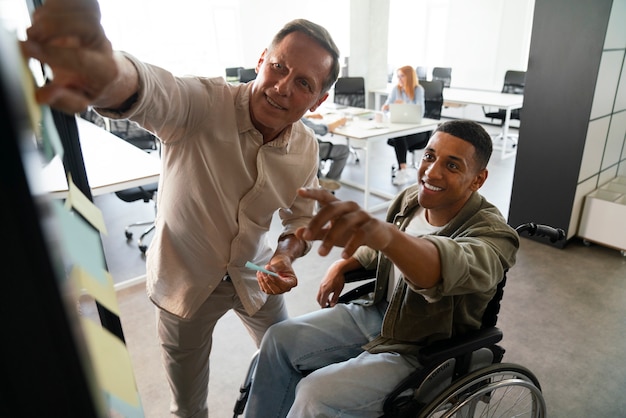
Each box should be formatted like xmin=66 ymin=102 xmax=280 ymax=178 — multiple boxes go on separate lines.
xmin=269 ymin=19 xmax=341 ymax=94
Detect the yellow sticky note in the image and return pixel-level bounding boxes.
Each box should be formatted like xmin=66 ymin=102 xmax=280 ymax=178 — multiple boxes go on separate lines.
xmin=65 ymin=174 xmax=108 ymax=235
xmin=72 ymin=266 xmax=119 ymax=316
xmin=80 ymin=317 xmax=141 ymax=408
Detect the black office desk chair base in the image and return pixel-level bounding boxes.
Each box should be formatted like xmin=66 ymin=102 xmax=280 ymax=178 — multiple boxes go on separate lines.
xmin=124 ymin=221 xmax=155 ymax=255
xmin=115 ymin=183 xmax=158 ymax=255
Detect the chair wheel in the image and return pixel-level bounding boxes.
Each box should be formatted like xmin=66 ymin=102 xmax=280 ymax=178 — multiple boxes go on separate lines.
xmin=139 ymin=244 xmax=148 ymax=254
xmin=125 ymin=231 xmax=133 ymax=239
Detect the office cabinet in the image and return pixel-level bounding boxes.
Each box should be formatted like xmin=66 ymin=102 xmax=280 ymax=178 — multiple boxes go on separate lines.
xmin=578 ymin=177 xmax=626 ymax=255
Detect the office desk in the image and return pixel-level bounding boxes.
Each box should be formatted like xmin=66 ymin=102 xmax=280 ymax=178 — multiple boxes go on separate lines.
xmin=370 ymin=86 xmax=523 ymax=159
xmin=442 ymin=88 xmax=523 ymax=159
xmin=40 ymin=117 xmax=161 ymax=199
xmin=320 ymin=108 xmax=439 ymax=211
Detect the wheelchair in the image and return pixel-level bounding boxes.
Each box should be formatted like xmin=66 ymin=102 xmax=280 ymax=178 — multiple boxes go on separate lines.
xmin=233 ymin=223 xmax=565 ymax=418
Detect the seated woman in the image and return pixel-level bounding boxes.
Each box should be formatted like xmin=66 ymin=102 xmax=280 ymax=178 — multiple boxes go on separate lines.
xmin=301 ymin=114 xmax=349 ymax=192
xmin=383 ymin=65 xmax=425 ymax=186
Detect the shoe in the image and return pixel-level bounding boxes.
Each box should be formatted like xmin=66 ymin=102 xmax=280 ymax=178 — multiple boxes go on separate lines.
xmin=392 ymin=169 xmax=411 ymax=186
xmin=319 ymin=178 xmax=341 ymax=191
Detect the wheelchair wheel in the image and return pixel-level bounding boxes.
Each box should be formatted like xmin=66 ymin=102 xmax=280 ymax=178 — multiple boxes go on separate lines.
xmin=418 ymin=363 xmax=545 ymax=418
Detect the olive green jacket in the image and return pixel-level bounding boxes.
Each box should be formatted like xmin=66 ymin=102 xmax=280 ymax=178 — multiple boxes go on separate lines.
xmin=352 ymin=186 xmax=519 ymax=355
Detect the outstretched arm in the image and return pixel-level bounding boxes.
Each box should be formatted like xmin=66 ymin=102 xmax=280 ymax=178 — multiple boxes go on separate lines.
xmin=21 ymin=0 xmax=139 ymax=114
xmin=295 ymin=188 xmax=441 ymax=290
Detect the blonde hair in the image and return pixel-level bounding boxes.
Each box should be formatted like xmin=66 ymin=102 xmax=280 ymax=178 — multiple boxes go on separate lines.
xmin=396 ymin=65 xmax=419 ymax=101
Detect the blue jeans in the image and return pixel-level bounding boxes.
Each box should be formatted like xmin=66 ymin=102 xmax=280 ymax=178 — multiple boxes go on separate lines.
xmin=243 ymin=302 xmax=422 ymax=418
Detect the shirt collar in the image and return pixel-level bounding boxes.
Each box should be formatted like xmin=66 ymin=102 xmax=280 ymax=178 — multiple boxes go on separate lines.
xmin=234 ymin=83 xmax=292 ymax=148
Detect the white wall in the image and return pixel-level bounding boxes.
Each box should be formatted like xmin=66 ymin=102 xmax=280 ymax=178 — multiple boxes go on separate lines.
xmin=2 ymin=0 xmax=534 ymax=92
xmin=237 ymin=0 xmax=350 ymax=70
xmin=97 ymin=0 xmax=533 ymax=92
xmin=387 ymin=0 xmax=534 ymax=91
xmin=100 ymin=0 xmax=351 ymax=78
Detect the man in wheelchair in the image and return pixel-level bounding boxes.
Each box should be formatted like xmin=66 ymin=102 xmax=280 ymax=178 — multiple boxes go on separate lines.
xmin=245 ymin=120 xmax=520 ymax=417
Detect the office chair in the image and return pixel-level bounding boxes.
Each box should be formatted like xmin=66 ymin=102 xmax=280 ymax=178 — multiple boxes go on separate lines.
xmin=225 ymin=66 xmax=244 ymax=83
xmin=390 ymin=80 xmax=444 ymax=180
xmin=415 ymin=66 xmax=428 ymax=81
xmin=115 ymin=182 xmax=158 ymax=254
xmin=237 ymin=67 xmax=257 ymax=83
xmin=483 ymin=70 xmax=525 ymax=145
xmin=333 ymin=76 xmax=366 ymax=162
xmin=234 ymin=223 xmax=564 ymax=418
xmin=79 ymin=109 xmax=159 ymax=255
xmin=108 ymin=119 xmax=160 ymax=255
xmin=432 ymin=66 xmax=452 ymax=87
xmin=333 ymin=76 xmax=366 ymax=108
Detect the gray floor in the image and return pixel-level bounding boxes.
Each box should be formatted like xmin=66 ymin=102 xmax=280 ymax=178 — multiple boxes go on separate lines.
xmin=94 ymin=124 xmax=626 ymax=417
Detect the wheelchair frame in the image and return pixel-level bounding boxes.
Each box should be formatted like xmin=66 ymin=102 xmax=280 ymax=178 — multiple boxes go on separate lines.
xmin=233 ymin=223 xmax=565 ymax=418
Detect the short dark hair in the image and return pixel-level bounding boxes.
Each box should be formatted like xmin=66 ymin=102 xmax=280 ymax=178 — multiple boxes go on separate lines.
xmin=433 ymin=120 xmax=492 ymax=169
xmin=269 ymin=19 xmax=341 ymax=94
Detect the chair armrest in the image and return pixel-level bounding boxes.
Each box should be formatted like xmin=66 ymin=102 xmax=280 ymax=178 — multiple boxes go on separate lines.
xmin=343 ymin=267 xmax=376 ymax=283
xmin=418 ymin=327 xmax=503 ymax=365
xmin=337 ymin=267 xmax=377 ymax=304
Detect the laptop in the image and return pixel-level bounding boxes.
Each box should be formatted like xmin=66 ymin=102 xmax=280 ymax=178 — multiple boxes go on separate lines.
xmin=389 ymin=103 xmax=423 ymax=124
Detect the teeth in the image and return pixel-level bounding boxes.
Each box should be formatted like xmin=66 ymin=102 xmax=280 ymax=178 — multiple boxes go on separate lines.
xmin=266 ymin=96 xmax=285 ymax=110
xmin=423 ymin=182 xmax=442 ymax=191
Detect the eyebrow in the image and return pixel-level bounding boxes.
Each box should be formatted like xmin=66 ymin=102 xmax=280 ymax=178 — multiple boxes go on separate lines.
xmin=425 ymin=147 xmax=466 ymax=166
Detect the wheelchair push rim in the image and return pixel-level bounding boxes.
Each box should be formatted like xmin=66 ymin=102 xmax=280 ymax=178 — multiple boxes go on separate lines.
xmin=418 ymin=363 xmax=546 ymax=418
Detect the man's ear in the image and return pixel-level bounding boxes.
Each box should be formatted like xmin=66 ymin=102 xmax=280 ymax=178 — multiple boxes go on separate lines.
xmin=471 ymin=169 xmax=488 ymax=191
xmin=309 ymin=92 xmax=329 ymax=113
xmin=255 ymin=49 xmax=268 ymax=73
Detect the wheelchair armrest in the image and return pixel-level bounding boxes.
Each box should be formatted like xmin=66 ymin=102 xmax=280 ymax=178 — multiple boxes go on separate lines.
xmin=337 ymin=281 xmax=376 ymax=304
xmin=343 ymin=267 xmax=376 ymax=283
xmin=418 ymin=327 xmax=503 ymax=365
xmin=337 ymin=268 xmax=377 ymax=304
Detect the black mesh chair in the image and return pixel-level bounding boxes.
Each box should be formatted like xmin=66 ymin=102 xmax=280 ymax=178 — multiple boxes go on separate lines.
xmin=333 ymin=77 xmax=366 ymax=162
xmin=333 ymin=76 xmax=366 ymax=108
xmin=483 ymin=70 xmax=525 ymax=136
xmin=237 ymin=68 xmax=257 ymax=83
xmin=483 ymin=70 xmax=525 ymax=149
xmin=80 ymin=109 xmax=160 ymax=255
xmin=114 ymin=183 xmax=158 ymax=254
xmin=108 ymin=119 xmax=160 ymax=255
xmin=432 ymin=67 xmax=452 ymax=87
xmin=225 ymin=67 xmax=244 ymax=83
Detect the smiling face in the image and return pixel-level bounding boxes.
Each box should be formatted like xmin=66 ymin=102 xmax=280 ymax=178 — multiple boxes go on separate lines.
xmin=249 ymin=31 xmax=333 ymax=142
xmin=417 ymin=132 xmax=488 ymax=226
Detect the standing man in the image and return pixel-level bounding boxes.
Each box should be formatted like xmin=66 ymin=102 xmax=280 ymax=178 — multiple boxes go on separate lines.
xmin=22 ymin=1 xmax=341 ymax=416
